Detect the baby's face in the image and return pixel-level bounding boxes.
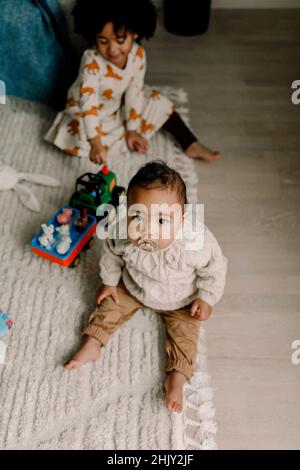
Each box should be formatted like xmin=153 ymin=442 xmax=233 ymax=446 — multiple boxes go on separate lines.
xmin=96 ymin=22 xmax=137 ymax=69
xmin=127 ymin=187 xmax=184 ymax=251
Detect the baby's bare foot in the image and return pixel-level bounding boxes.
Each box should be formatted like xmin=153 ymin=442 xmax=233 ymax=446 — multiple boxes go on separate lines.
xmin=185 ymin=141 xmax=221 ymax=161
xmin=64 ymin=336 xmax=102 ymax=369
xmin=163 ymin=371 xmax=187 ymax=413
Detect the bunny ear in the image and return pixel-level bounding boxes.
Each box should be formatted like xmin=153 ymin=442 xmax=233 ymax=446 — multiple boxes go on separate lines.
xmin=14 ymin=183 xmax=41 ymax=212
xmin=18 ymin=173 xmax=60 ymax=187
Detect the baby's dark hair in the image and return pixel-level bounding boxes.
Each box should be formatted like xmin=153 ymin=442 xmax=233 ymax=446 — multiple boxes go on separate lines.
xmin=127 ymin=160 xmax=188 ymax=209
xmin=72 ymin=0 xmax=157 ymax=45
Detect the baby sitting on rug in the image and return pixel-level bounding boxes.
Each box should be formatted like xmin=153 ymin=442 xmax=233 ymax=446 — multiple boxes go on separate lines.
xmin=65 ymin=160 xmax=227 ymax=414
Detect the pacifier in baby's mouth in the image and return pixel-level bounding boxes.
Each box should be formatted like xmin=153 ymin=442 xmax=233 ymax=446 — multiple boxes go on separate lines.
xmin=137 ymin=237 xmax=158 ymax=252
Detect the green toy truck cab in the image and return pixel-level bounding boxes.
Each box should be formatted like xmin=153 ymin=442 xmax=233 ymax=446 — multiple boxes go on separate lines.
xmin=69 ymin=167 xmax=126 ymax=218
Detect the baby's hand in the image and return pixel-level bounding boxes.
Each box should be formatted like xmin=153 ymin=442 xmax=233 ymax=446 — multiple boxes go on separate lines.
xmin=126 ymin=131 xmax=148 ymax=153
xmin=190 ymin=298 xmax=212 ymax=321
xmin=96 ymin=284 xmax=120 ymax=305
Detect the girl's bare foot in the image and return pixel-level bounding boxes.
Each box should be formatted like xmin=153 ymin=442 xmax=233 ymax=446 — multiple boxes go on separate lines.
xmin=64 ymin=336 xmax=102 ymax=369
xmin=163 ymin=371 xmax=187 ymax=413
xmin=185 ymin=141 xmax=221 ymax=161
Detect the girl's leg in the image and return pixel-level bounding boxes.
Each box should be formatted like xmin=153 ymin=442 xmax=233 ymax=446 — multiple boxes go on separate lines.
xmin=162 ymin=111 xmax=221 ymax=161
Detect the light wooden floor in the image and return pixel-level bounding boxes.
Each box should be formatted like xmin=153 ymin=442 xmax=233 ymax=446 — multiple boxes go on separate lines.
xmin=146 ymin=9 xmax=300 ymax=449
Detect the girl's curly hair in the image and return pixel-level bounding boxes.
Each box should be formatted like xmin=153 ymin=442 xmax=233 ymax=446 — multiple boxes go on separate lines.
xmin=72 ymin=0 xmax=157 ymax=45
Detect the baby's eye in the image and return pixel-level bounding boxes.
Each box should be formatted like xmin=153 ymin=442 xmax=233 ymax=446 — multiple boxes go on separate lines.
xmin=116 ymin=36 xmax=126 ymax=44
xmin=134 ymin=214 xmax=144 ymax=223
xmin=159 ymin=218 xmax=168 ymax=225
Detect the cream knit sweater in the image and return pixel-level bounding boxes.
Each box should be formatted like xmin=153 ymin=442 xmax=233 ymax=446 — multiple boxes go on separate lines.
xmin=99 ymin=218 xmax=228 ymax=311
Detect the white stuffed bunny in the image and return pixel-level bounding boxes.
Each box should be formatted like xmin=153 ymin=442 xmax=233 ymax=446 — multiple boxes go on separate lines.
xmin=0 ymin=159 xmax=60 ymax=212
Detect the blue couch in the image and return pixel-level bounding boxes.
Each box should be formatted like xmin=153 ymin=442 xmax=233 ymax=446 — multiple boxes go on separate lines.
xmin=0 ymin=0 xmax=79 ymax=110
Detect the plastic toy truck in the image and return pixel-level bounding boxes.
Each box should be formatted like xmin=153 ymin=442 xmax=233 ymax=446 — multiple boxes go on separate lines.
xmin=31 ymin=166 xmax=126 ymax=268
xmin=69 ymin=166 xmax=126 ymax=217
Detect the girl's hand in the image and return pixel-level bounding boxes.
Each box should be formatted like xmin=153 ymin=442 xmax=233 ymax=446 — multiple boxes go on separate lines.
xmin=89 ymin=136 xmax=108 ymax=165
xmin=190 ymin=298 xmax=212 ymax=321
xmin=126 ymin=131 xmax=148 ymax=153
xmin=96 ymin=284 xmax=120 ymax=305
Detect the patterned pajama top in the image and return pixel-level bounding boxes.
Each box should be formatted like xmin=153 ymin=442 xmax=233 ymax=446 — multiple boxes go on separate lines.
xmin=44 ymin=42 xmax=174 ymax=158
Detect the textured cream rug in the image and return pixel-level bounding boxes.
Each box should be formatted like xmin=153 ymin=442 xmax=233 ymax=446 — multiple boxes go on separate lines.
xmin=0 ymin=89 xmax=217 ymax=450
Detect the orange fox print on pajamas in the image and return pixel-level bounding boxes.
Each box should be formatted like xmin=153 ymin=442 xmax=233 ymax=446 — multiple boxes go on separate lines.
xmin=105 ymin=64 xmax=123 ymax=80
xmin=67 ymin=119 xmax=80 ymax=136
xmin=84 ymin=60 xmax=100 ymax=74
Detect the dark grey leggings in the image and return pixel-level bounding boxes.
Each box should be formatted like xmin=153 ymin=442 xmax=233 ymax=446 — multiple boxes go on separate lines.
xmin=162 ymin=111 xmax=197 ymax=151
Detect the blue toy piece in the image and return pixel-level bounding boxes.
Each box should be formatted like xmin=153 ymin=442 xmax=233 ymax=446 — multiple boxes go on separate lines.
xmin=0 ymin=311 xmax=13 ymax=338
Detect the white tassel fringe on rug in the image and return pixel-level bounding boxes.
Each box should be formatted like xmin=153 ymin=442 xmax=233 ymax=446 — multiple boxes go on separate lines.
xmin=0 ymin=87 xmax=217 ymax=450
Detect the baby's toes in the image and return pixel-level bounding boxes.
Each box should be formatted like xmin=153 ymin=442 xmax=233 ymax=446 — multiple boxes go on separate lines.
xmin=167 ymin=400 xmax=176 ymax=412
xmin=64 ymin=360 xmax=76 ymax=369
xmin=174 ymin=402 xmax=182 ymax=413
xmin=64 ymin=359 xmax=81 ymax=369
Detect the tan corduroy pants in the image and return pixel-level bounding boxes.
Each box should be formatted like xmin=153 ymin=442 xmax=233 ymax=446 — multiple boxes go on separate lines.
xmin=83 ymin=279 xmax=201 ymax=381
